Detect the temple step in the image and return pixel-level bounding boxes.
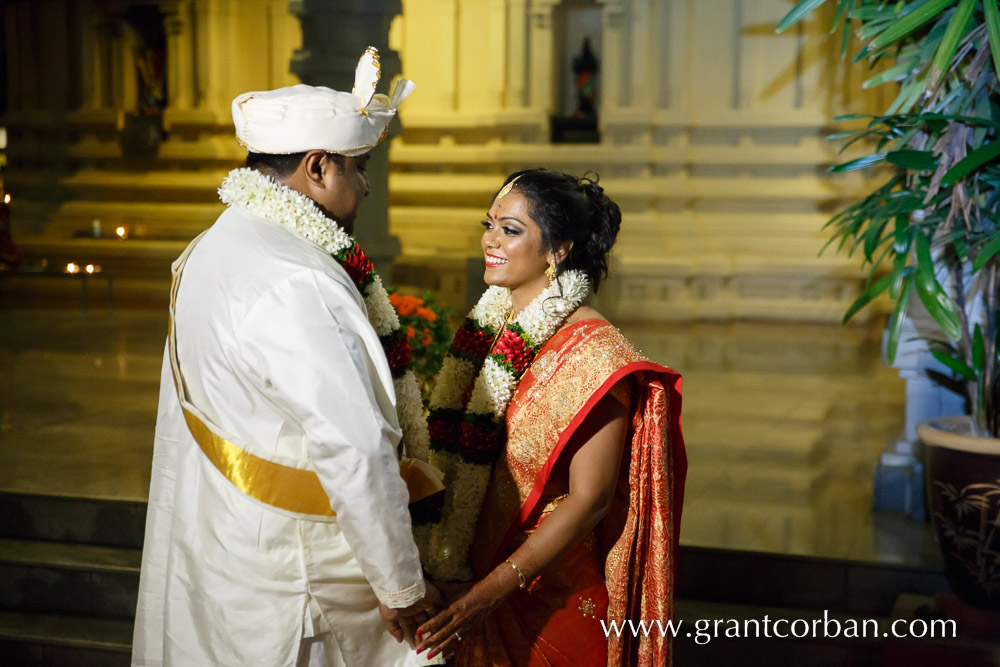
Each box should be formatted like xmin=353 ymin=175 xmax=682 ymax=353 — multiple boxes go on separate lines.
xmin=0 ymin=492 xmax=146 ymax=549
xmin=0 ymin=610 xmax=131 ymax=667
xmin=0 ymin=538 xmax=140 ymax=619
xmin=0 ymin=494 xmax=142 ymax=664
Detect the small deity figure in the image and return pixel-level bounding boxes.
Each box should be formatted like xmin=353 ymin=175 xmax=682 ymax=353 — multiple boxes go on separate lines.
xmin=572 ymin=37 xmax=599 ymax=117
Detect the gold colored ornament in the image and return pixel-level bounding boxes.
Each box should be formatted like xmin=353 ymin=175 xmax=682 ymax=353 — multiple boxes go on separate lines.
xmin=505 ymin=559 xmax=527 ymax=589
xmin=495 ymin=175 xmax=522 ymax=201
xmin=489 ymin=308 xmax=515 ymax=352
xmin=545 ymin=260 xmax=557 ymax=283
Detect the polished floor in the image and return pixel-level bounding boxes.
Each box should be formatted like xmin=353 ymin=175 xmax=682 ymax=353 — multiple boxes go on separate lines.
xmin=0 ymin=306 xmax=939 ymax=568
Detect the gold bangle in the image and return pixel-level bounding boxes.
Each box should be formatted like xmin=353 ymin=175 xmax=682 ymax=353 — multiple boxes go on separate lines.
xmin=504 ymin=559 xmax=527 ymax=590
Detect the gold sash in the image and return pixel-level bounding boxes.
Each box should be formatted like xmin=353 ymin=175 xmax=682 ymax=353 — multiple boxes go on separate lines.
xmin=168 ymin=234 xmax=443 ymax=519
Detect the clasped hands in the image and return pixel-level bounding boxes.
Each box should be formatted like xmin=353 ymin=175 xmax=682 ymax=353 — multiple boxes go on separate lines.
xmin=381 ymin=577 xmax=507 ymax=660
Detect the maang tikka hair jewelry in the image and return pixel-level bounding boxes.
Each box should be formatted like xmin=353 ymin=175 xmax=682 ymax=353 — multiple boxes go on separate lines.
xmin=495 ymin=174 xmax=522 ymax=200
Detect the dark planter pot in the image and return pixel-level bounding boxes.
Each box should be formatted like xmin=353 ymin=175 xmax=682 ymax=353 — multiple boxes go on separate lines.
xmin=921 ymin=416 xmax=1000 ymax=612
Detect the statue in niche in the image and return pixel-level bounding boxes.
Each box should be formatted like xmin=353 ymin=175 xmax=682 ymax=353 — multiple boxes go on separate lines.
xmin=572 ymin=37 xmax=599 ymax=117
xmin=119 ymin=5 xmax=167 ymax=159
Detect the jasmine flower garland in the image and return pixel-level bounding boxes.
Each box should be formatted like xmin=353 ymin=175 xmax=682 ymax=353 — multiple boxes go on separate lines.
xmin=217 ymin=168 xmax=431 ymax=470
xmin=425 ymin=270 xmax=591 ymax=581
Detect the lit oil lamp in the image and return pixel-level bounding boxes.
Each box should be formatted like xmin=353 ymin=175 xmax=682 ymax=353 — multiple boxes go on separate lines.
xmin=66 ymin=262 xmax=80 ymax=274
xmin=116 ymin=226 xmax=128 ymax=240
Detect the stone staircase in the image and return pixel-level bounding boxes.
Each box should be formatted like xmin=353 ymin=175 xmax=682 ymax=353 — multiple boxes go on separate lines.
xmin=0 ymin=492 xmax=145 ymax=666
xmin=0 ymin=490 xmax=971 ymax=667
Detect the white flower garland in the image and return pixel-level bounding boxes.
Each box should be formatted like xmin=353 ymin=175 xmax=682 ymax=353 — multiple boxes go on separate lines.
xmin=218 ymin=168 xmax=430 ymax=465
xmin=425 ymin=270 xmax=591 ymax=580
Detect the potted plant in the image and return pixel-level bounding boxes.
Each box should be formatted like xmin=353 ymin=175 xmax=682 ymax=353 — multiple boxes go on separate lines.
xmin=778 ymin=1 xmax=1000 ymax=610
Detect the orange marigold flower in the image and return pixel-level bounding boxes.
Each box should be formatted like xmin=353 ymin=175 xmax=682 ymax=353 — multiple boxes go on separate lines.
xmin=416 ymin=307 xmax=437 ymax=322
xmin=406 ymin=326 xmax=416 ymax=338
xmin=394 ymin=295 xmax=419 ymax=316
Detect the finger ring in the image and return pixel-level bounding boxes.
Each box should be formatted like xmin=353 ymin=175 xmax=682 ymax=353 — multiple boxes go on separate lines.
xmin=454 ymin=631 xmax=463 ymax=641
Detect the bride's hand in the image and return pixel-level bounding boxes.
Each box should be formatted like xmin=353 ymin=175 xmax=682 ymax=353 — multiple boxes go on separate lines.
xmin=414 ymin=579 xmax=504 ymax=659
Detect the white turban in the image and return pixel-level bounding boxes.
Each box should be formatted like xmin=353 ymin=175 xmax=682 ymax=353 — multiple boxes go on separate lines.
xmin=232 ymin=47 xmax=415 ymax=156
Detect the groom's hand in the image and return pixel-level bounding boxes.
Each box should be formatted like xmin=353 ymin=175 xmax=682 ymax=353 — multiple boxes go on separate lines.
xmin=380 ymin=581 xmax=443 ymax=647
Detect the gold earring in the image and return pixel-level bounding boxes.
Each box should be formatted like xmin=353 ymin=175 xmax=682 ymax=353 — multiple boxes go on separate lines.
xmin=545 ymin=260 xmax=557 ymax=283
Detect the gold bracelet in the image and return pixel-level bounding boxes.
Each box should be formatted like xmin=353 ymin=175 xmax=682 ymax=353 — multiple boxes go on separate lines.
xmin=504 ymin=559 xmax=527 ymax=590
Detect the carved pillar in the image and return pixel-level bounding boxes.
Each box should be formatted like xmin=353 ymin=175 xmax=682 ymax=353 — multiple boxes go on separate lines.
xmin=629 ymin=0 xmax=651 ymax=109
xmin=109 ymin=19 xmax=139 ymax=120
xmin=487 ymin=0 xmax=508 ymax=110
xmin=164 ymin=0 xmax=194 ymax=111
xmin=289 ymin=0 xmax=403 ymax=280
xmin=600 ymin=0 xmax=625 ymax=113
xmin=527 ymin=1 xmax=556 ymax=113
xmin=80 ymin=12 xmax=113 ymax=110
xmin=507 ymin=0 xmax=529 ymax=109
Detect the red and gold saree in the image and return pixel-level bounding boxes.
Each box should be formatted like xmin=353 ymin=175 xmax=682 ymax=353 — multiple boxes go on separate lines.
xmin=454 ymin=319 xmax=686 ymax=666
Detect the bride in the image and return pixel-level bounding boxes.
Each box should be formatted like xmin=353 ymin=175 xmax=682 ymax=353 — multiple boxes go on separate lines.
xmin=413 ymin=169 xmax=687 ymax=666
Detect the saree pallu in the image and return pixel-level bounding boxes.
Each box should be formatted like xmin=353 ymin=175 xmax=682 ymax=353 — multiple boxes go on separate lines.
xmin=456 ymin=319 xmax=686 ymax=667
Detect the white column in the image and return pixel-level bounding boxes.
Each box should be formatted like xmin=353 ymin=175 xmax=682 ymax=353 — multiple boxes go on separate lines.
xmin=526 ymin=1 xmax=556 ymax=113
xmin=109 ymin=20 xmax=139 ymax=122
xmin=600 ymin=0 xmax=625 ymax=113
xmin=79 ymin=8 xmax=108 ymax=110
xmin=629 ymin=0 xmax=652 ymax=109
xmin=506 ymin=0 xmax=528 ymax=109
xmin=164 ymin=0 xmax=194 ymax=111
xmin=486 ymin=0 xmax=508 ymax=110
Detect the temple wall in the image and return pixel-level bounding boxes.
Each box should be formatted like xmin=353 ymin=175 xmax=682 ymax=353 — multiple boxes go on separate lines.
xmin=1 ymin=0 xmax=895 ymax=322
xmin=390 ymin=0 xmax=893 ymax=321
xmin=2 ymin=0 xmax=300 ymax=244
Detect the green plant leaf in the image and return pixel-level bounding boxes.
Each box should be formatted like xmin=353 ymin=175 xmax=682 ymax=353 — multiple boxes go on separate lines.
xmin=886 ymin=149 xmax=938 ymax=171
xmin=929 ymin=348 xmax=978 ymax=380
xmin=941 ymin=141 xmax=1000 ymax=187
xmin=863 ymin=62 xmax=914 ymax=88
xmin=973 ymin=323 xmax=984 ymax=371
xmin=984 ymin=0 xmax=1000 ymax=82
xmin=776 ymin=0 xmax=830 ymax=33
xmin=928 ymin=0 xmax=976 ymax=89
xmin=831 ymin=152 xmax=889 ymax=172
xmin=870 ymin=0 xmax=953 ymax=49
xmin=914 ymin=232 xmax=963 ymax=340
xmin=842 ymin=273 xmax=894 ymax=324
xmin=886 ymin=276 xmax=913 ymax=364
xmin=833 ymin=114 xmax=875 ymax=122
xmin=831 ymin=0 xmax=850 ymax=33
xmin=974 ymin=232 xmax=1000 ymax=271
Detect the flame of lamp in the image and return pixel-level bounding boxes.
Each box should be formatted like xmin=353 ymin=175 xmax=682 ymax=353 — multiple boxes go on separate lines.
xmin=116 ymin=226 xmax=127 ymax=240
xmin=66 ymin=263 xmax=79 ymax=274
xmin=85 ymin=264 xmax=95 ymax=274
xmin=3 ymin=194 xmax=9 ymax=204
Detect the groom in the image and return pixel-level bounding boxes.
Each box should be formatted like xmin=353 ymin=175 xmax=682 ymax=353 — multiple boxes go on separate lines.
xmin=132 ymin=49 xmax=437 ymax=667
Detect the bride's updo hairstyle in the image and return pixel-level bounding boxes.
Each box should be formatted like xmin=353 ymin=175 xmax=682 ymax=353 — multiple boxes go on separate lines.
xmin=498 ymin=168 xmax=622 ymax=292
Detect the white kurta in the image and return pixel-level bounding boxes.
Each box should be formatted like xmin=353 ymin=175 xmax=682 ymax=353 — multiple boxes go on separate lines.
xmin=133 ymin=206 xmax=425 ymax=667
